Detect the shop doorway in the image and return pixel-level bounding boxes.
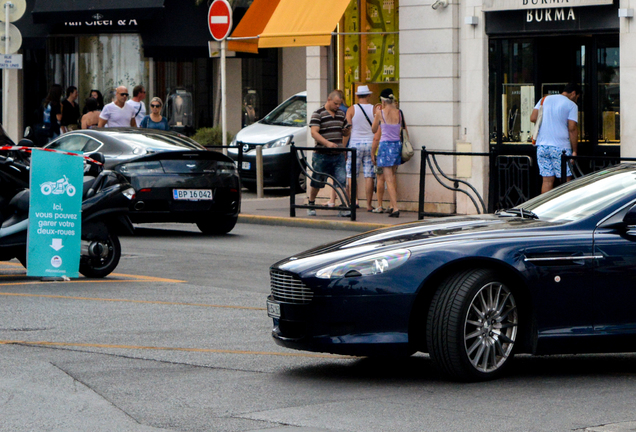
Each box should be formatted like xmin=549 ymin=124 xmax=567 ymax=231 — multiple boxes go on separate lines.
xmin=488 ymin=33 xmax=619 ymax=205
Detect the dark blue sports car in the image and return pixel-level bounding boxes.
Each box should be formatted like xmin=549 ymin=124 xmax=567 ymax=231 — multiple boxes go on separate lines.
xmin=268 ymin=164 xmax=636 ymax=381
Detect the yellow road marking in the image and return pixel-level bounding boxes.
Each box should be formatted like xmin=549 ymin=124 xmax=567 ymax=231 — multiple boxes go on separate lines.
xmin=0 ymin=273 xmax=184 ymax=286
xmin=0 ymin=340 xmax=353 ymax=359
xmin=0 ymin=292 xmax=265 ymax=310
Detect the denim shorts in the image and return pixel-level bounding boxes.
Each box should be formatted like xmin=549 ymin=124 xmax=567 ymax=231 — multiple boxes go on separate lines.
xmin=346 ymin=141 xmax=375 ymax=178
xmin=537 ymin=145 xmax=572 ymax=178
xmin=310 ymin=153 xmax=346 ymax=189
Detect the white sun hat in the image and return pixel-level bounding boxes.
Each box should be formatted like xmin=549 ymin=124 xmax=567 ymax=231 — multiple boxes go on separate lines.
xmin=355 ymin=85 xmax=372 ymax=96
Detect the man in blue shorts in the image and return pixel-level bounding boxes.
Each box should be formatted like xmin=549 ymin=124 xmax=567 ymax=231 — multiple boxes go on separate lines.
xmin=306 ymin=90 xmax=349 ymax=216
xmin=530 ymin=83 xmax=581 ymax=194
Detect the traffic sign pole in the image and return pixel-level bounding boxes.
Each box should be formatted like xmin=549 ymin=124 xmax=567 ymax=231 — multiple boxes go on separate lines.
xmin=208 ymin=0 xmax=232 ymax=156
xmin=221 ymin=39 xmax=227 ymax=154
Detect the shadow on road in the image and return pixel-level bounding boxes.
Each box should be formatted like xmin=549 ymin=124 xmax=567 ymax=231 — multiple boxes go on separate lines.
xmin=281 ymin=353 xmax=636 ymax=384
xmin=131 ymin=226 xmax=239 ymax=238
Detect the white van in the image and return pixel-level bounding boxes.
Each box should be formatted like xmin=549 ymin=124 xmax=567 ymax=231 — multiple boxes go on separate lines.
xmin=228 ymin=91 xmax=307 ymax=191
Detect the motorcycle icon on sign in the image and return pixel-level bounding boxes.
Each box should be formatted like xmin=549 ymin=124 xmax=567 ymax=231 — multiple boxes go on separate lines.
xmin=40 ymin=175 xmax=76 ymax=197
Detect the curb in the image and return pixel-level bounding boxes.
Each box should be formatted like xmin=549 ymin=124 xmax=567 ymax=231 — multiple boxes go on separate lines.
xmin=237 ymin=214 xmax=389 ymax=232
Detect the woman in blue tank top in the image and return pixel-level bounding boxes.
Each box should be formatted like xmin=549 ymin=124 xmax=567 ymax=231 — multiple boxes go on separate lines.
xmin=371 ymin=88 xmax=405 ymax=218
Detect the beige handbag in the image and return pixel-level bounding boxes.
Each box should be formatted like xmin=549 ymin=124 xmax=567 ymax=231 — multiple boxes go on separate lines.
xmin=400 ymin=110 xmax=414 ymax=163
xmin=531 ymin=96 xmax=547 ymax=145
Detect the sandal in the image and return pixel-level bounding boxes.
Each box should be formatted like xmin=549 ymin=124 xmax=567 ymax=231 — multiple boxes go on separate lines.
xmin=388 ymin=209 xmax=400 ymax=218
xmin=371 ymin=207 xmax=385 ymax=213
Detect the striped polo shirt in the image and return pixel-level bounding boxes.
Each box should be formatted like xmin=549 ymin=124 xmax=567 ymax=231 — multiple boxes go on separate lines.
xmin=309 ymin=106 xmax=348 ymax=153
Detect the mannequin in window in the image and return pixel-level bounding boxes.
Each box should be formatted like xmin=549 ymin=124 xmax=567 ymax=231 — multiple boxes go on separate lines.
xmin=174 ymin=95 xmax=185 ymax=126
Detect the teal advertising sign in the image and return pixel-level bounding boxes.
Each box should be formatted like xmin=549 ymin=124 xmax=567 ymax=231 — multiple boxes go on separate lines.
xmin=27 ymin=150 xmax=83 ymax=278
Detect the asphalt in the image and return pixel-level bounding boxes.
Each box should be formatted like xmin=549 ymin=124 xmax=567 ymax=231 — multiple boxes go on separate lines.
xmin=238 ymin=194 xmax=421 ymax=232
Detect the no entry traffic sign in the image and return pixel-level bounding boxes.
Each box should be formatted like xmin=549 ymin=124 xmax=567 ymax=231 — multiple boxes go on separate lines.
xmin=208 ymin=0 xmax=232 ymax=41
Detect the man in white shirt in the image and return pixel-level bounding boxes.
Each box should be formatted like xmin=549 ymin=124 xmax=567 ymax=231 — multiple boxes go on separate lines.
xmin=126 ymin=85 xmax=147 ymax=126
xmin=344 ymin=85 xmax=376 ymax=212
xmin=530 ymin=83 xmax=581 ymax=193
xmin=98 ymin=86 xmax=137 ymax=128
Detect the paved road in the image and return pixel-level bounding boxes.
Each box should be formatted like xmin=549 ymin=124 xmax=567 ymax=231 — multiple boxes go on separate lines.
xmin=2 ymin=223 xmax=636 ymax=431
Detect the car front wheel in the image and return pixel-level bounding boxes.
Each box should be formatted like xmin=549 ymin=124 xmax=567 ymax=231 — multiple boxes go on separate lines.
xmin=426 ymin=269 xmax=519 ymax=381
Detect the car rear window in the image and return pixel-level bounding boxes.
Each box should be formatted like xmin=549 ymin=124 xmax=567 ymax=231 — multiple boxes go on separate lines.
xmin=108 ymin=132 xmax=206 ymax=152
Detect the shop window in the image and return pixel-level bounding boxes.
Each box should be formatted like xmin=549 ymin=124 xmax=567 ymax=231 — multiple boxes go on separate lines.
xmin=338 ymin=0 xmax=399 ymax=106
xmin=78 ymin=35 xmax=149 ymax=106
xmin=598 ymin=46 xmax=619 ymax=145
xmin=501 ymin=40 xmax=534 ymax=144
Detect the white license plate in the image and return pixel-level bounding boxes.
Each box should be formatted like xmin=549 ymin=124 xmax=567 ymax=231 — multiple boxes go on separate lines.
xmin=242 ymin=161 xmax=251 ymax=170
xmin=173 ymin=189 xmax=213 ymax=201
xmin=267 ymin=300 xmax=281 ymax=318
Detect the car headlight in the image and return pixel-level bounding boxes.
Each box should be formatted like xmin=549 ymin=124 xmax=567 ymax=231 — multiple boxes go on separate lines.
xmin=315 ymin=249 xmax=411 ymax=279
xmin=116 ymin=161 xmax=164 ymax=175
xmin=263 ymin=136 xmax=292 ymax=149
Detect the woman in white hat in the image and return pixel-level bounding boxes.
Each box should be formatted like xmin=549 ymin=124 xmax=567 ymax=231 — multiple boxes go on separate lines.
xmin=343 ymin=85 xmax=377 ymax=212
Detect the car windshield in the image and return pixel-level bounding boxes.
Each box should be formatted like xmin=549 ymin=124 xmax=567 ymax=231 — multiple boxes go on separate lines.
xmin=260 ymin=96 xmax=306 ymax=127
xmin=516 ymin=165 xmax=636 ymax=222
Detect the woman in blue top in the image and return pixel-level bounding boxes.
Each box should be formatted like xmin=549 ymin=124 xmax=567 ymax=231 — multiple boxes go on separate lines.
xmin=139 ymin=97 xmax=170 ymax=131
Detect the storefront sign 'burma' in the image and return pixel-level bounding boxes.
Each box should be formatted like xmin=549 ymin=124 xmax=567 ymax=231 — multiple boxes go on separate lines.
xmin=483 ymin=0 xmax=612 ymax=11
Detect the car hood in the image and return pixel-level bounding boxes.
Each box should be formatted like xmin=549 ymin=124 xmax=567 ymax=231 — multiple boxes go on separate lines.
xmin=274 ymin=215 xmax=565 ymax=273
xmin=235 ymin=122 xmax=306 ymax=144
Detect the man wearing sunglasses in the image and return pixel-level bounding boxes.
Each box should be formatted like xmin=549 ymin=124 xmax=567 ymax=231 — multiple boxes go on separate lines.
xmin=98 ymin=85 xmax=137 ymax=128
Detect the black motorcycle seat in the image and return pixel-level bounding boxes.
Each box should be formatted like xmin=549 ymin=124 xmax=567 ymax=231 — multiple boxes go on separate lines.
xmin=8 ymin=189 xmax=29 ymax=214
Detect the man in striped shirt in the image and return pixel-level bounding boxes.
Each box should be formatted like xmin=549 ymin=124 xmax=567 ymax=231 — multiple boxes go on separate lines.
xmin=307 ymin=90 xmax=350 ymax=216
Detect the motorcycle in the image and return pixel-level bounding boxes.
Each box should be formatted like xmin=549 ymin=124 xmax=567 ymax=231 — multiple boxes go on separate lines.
xmin=0 ymin=145 xmax=135 ymax=278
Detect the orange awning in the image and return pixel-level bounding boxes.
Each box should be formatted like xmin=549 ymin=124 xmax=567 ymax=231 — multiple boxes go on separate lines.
xmin=228 ymin=0 xmax=350 ymax=54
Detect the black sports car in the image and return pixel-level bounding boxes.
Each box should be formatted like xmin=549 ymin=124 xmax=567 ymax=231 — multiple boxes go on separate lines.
xmin=45 ymin=128 xmax=241 ymax=234
xmin=268 ymin=164 xmax=636 ymax=381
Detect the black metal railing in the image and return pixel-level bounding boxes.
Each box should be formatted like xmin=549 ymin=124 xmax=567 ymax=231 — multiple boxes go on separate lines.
xmin=495 ymin=154 xmax=533 ymax=210
xmin=419 ymin=147 xmax=488 ymax=219
xmin=290 ymin=144 xmax=357 ymax=221
xmin=561 ymin=152 xmax=636 ymax=180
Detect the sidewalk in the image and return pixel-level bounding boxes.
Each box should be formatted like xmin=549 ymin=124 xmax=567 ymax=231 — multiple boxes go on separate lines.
xmin=238 ymin=194 xmax=420 ymax=232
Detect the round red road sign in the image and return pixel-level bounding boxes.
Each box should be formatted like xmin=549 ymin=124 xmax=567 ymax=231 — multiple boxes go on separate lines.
xmin=208 ymin=0 xmax=232 ymax=41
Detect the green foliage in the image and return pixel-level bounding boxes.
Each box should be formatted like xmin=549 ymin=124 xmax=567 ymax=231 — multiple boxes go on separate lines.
xmin=191 ymin=126 xmax=234 ymax=147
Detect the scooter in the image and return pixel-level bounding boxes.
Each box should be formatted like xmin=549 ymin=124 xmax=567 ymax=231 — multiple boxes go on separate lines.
xmin=0 ymin=146 xmax=135 ymax=278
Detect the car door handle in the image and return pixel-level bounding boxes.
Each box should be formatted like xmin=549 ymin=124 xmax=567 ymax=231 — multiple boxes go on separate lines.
xmin=524 ymin=255 xmax=603 ymax=262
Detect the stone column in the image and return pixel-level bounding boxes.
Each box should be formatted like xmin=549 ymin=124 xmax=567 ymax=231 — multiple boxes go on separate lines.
xmin=457 ymin=2 xmax=489 ymax=214
xmin=400 ymin=0 xmax=460 ymax=212
xmin=306 ymin=46 xmax=328 ymax=146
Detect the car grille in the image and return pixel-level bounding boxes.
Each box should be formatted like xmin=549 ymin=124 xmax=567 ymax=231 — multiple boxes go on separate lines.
xmin=270 ymin=270 xmax=313 ymax=304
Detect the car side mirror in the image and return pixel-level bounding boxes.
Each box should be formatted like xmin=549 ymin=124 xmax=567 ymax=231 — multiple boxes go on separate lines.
xmin=623 ymin=204 xmax=636 ymax=227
